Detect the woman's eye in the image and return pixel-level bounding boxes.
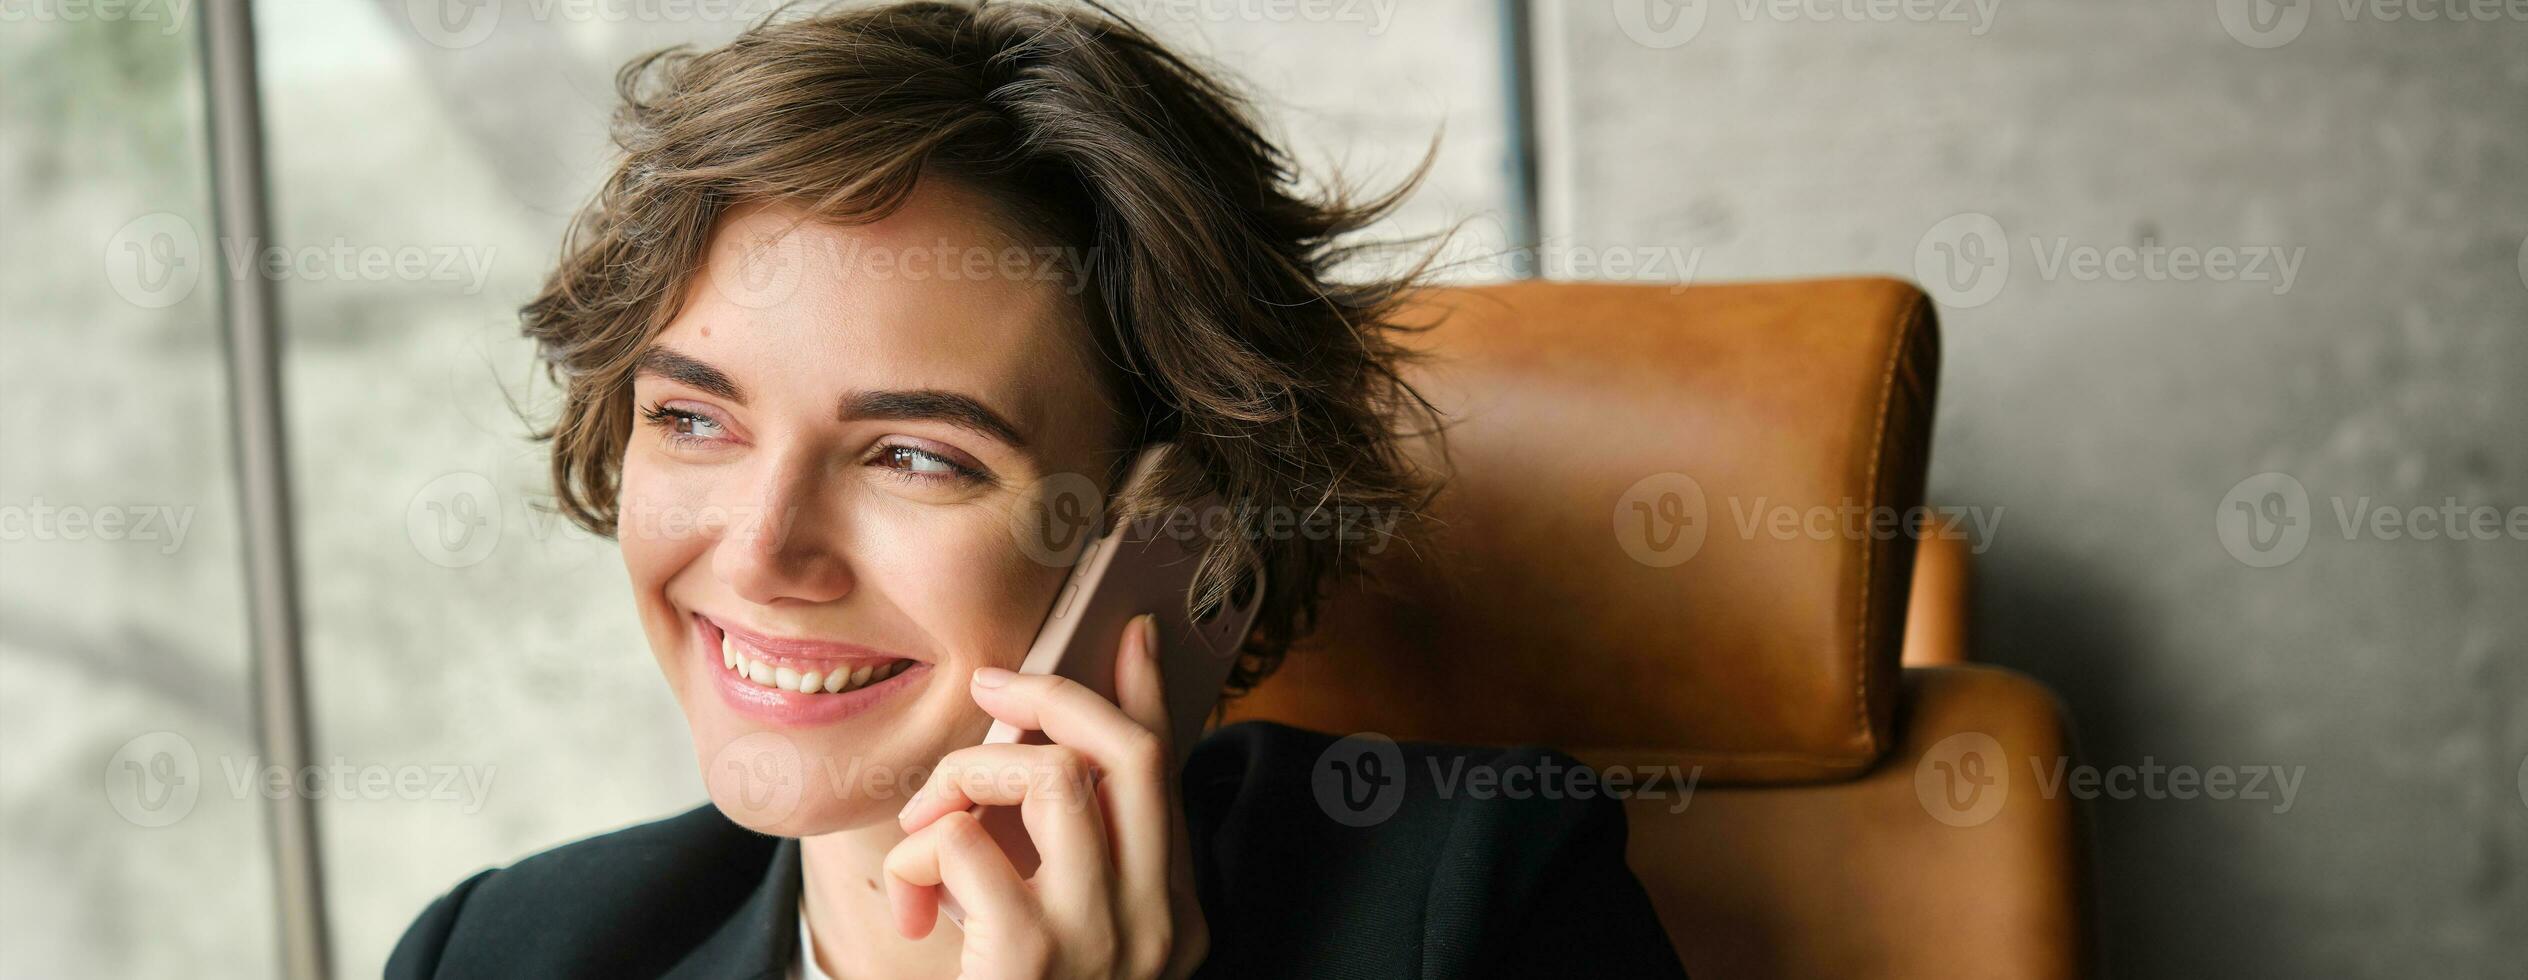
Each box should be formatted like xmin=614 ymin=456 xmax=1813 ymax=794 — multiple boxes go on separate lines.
xmin=871 ymin=444 xmax=987 ymax=485
xmin=638 ymin=403 xmax=728 ymax=446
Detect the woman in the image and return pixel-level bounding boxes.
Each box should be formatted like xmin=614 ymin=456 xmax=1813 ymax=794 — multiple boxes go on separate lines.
xmin=388 ymin=2 xmax=1687 ymax=977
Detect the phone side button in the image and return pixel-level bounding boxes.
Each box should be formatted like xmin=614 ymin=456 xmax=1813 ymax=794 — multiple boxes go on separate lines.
xmin=1052 ymin=581 xmax=1079 ymax=619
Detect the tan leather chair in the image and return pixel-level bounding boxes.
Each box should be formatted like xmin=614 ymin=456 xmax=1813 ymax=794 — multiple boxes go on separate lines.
xmin=1221 ymin=278 xmax=2091 ymax=978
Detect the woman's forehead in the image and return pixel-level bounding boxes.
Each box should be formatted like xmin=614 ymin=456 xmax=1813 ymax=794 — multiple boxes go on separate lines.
xmin=648 ymin=194 xmax=1117 ymax=446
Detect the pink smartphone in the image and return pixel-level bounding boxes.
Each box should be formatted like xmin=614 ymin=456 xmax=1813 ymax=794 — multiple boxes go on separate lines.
xmin=986 ymin=444 xmax=1266 ymax=755
xmin=955 ymin=444 xmax=1265 ymax=892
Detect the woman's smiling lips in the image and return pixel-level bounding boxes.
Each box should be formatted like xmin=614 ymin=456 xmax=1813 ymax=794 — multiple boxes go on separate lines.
xmin=693 ymin=613 xmax=931 ymax=727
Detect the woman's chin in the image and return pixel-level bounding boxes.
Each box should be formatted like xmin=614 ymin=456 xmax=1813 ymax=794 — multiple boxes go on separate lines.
xmin=690 ymin=727 xmax=911 ymax=837
xmin=705 ymin=795 xmax=876 ymax=839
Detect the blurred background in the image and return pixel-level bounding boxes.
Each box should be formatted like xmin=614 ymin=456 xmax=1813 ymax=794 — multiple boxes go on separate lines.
xmin=2 ymin=0 xmax=2522 ymax=976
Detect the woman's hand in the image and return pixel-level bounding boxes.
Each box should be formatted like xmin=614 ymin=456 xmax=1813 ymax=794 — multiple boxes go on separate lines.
xmin=886 ymin=613 xmax=1209 ymax=980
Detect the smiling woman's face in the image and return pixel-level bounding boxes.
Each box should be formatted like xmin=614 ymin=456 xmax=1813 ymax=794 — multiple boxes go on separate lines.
xmin=618 ymin=184 xmax=1124 ymax=837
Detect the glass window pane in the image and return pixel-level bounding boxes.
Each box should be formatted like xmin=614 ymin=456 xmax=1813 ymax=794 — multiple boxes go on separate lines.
xmin=0 ymin=12 xmax=278 ymax=980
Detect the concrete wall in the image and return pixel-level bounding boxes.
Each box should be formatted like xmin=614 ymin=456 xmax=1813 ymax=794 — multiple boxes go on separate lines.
xmin=1534 ymin=1 xmax=2528 ymax=975
xmin=0 ymin=15 xmax=278 ymax=978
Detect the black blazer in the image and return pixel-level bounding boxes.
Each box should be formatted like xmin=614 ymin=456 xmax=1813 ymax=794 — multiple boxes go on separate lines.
xmin=388 ymin=720 xmax=1689 ymax=979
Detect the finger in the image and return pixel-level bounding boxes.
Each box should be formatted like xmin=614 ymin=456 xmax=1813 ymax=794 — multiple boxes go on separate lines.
xmin=883 ymin=809 xmax=1032 ymax=941
xmin=1107 ymin=611 xmax=1182 ymax=919
xmin=895 ymin=743 xmax=1113 ymax=902
xmin=969 ymin=637 xmax=1175 ymax=924
xmin=1113 ymin=613 xmax=1174 ymax=758
xmin=967 ymin=664 xmax=1170 ymax=797
xmin=883 ymin=869 xmax=940 ymax=941
xmin=898 ymin=742 xmax=1097 ymax=832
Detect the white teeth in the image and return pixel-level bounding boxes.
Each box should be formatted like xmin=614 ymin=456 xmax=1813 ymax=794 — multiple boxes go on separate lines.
xmin=716 ymin=630 xmax=909 ymax=695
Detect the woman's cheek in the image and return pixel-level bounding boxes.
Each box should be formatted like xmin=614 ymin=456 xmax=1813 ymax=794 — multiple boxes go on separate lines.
xmin=885 ymin=503 xmax=1069 ymax=671
xmin=617 ymin=449 xmax=722 ymax=560
xmin=615 ymin=453 xmax=718 ymax=645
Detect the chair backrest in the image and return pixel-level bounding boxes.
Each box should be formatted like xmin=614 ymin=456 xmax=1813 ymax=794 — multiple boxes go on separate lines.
xmin=1221 ymin=279 xmax=2099 ymax=978
xmin=1223 ymin=276 xmax=1940 ymax=784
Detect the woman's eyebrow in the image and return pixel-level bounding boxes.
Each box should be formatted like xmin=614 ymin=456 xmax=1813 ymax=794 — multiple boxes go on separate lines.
xmin=841 ymin=389 xmax=1032 ymax=450
xmin=633 ymin=345 xmax=744 ymax=403
xmin=635 ymin=344 xmax=1029 ymax=449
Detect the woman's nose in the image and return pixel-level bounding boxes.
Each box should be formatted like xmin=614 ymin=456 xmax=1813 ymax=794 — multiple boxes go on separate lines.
xmin=713 ymin=454 xmax=853 ymax=607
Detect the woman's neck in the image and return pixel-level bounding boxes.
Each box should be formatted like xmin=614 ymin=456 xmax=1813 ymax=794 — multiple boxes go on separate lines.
xmin=799 ymin=823 xmax=966 ymax=978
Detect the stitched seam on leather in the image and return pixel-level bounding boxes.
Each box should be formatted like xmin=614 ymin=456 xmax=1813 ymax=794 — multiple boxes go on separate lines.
xmin=1855 ymin=286 xmax=1918 ymax=762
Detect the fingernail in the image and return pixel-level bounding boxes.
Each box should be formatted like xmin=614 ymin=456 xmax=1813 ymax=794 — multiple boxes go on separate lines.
xmin=1135 ymin=613 xmax=1160 ymax=659
xmin=971 ymin=666 xmax=1014 ymax=688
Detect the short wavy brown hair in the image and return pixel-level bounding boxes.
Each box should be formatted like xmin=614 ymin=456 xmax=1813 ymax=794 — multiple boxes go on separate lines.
xmin=524 ymin=0 xmax=1450 ymax=694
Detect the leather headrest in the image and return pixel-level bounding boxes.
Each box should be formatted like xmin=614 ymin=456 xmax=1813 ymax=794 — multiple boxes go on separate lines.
xmin=1221 ymin=277 xmax=1939 ymax=784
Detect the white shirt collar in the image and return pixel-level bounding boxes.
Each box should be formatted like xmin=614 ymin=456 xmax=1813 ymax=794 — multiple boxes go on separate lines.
xmin=794 ymin=843 xmax=834 ymax=980
xmin=794 ymin=898 xmax=833 ymax=980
